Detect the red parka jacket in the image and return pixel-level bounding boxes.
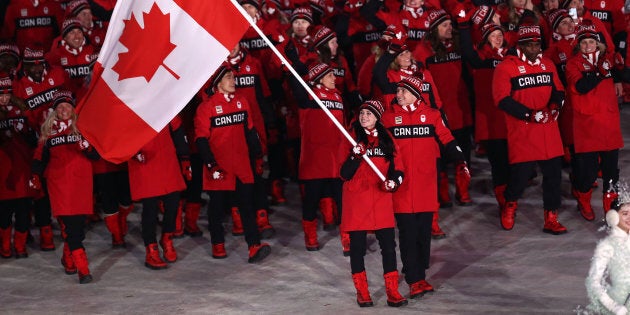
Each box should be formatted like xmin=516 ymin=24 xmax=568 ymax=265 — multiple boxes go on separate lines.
xmin=565 ymin=52 xmax=623 ymax=153
xmin=195 ymin=92 xmax=259 ymax=190
xmin=127 ymin=118 xmax=187 ymax=201
xmin=0 ymin=104 xmax=35 ymax=200
xmin=492 ymin=52 xmax=565 ymax=164
xmin=340 ymin=129 xmax=403 ymax=232
xmin=33 ymin=125 xmax=94 ymax=216
xmin=381 ymin=101 xmax=456 ymax=213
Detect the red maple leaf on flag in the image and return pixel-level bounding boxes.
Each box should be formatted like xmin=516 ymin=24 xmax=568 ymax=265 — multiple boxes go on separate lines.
xmin=112 ymin=3 xmax=179 ymax=82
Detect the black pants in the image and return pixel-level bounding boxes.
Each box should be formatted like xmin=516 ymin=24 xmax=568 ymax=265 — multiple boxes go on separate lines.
xmin=301 ymin=178 xmax=342 ymax=221
xmin=485 ymin=139 xmax=509 ymax=187
xmin=207 ymin=179 xmax=260 ymax=246
xmin=395 ymin=212 xmax=433 ymax=284
xmin=182 ymin=154 xmax=204 ymax=203
xmin=59 ymin=215 xmax=86 ymax=251
xmin=253 ymin=174 xmax=270 ymax=211
xmin=349 ymin=228 xmax=397 ymax=274
xmin=571 ymin=148 xmax=619 ymax=193
xmin=140 ymin=192 xmax=179 ymax=246
xmin=94 ymin=171 xmax=132 ymax=215
xmin=504 ymin=157 xmax=562 ymax=210
xmin=0 ymin=198 xmax=31 ymax=232
xmin=33 ymin=181 xmax=51 ymax=227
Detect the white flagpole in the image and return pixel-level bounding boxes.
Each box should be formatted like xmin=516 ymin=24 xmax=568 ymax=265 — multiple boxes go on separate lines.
xmin=228 ymin=0 xmax=386 ymax=181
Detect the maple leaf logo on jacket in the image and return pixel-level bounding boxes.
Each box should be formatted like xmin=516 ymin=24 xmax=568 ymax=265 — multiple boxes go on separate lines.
xmin=112 ymin=3 xmax=178 ymax=82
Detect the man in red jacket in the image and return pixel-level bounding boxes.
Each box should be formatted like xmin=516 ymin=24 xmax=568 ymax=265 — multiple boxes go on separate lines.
xmin=194 ymin=63 xmax=271 ymax=263
xmin=492 ymin=24 xmax=568 ymax=235
xmin=381 ymin=75 xmax=470 ymax=299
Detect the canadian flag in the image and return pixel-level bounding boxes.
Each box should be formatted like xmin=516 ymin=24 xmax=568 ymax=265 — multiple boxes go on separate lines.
xmin=77 ymin=0 xmax=249 ymax=163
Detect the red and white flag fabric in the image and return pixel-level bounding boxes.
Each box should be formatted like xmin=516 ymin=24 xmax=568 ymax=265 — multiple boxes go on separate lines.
xmin=77 ymin=0 xmax=249 ymax=163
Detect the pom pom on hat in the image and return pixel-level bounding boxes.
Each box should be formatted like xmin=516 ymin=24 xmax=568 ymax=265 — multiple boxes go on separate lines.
xmin=359 ymin=100 xmax=385 ymax=120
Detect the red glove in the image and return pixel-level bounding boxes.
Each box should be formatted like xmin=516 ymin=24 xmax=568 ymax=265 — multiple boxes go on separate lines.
xmin=181 ymin=160 xmax=192 ymax=181
xmin=255 ymin=158 xmax=264 ymax=176
xmin=78 ymin=139 xmax=90 ymax=151
xmin=549 ymin=103 xmax=560 ymax=121
xmin=352 ymin=143 xmax=366 ymax=158
xmin=28 ymin=174 xmax=41 ymax=190
xmin=133 ymin=152 xmax=146 ymax=163
xmin=529 ymin=109 xmax=552 ymax=123
xmin=382 ymin=179 xmax=399 ymax=192
xmin=207 ymin=163 xmax=225 ymax=180
xmin=597 ymin=54 xmax=613 ymax=78
xmin=454 ymin=3 xmax=470 ymax=25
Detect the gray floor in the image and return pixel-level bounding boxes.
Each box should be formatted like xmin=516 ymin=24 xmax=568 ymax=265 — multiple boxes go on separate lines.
xmin=1 ymin=109 xmax=629 ymax=315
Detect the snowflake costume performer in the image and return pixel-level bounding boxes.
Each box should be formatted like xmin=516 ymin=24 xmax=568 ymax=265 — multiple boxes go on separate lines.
xmin=585 ymin=183 xmax=630 ymax=315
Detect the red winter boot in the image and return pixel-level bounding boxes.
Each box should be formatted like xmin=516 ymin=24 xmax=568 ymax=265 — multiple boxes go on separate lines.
xmin=211 ymin=243 xmax=227 ymax=259
xmin=118 ymin=204 xmax=134 ymax=236
xmin=39 ymin=225 xmax=55 ymax=251
xmin=409 ymin=279 xmax=434 ymax=298
xmin=271 ymin=179 xmax=287 ymax=204
xmin=13 ymin=230 xmax=28 ymax=258
xmin=384 ymin=271 xmax=408 ymax=307
xmin=247 ymin=242 xmax=271 ymax=263
xmin=603 ymin=190 xmax=618 ymax=214
xmin=351 ymin=271 xmax=373 ymax=307
xmin=61 ymin=242 xmax=77 ymax=275
xmin=543 ymin=210 xmax=567 ymax=235
xmin=71 ymin=248 xmax=92 ymax=284
xmin=230 ymin=207 xmax=244 ymax=236
xmin=103 ymin=213 xmax=125 ymax=248
xmin=183 ymin=202 xmax=203 ymax=237
xmin=341 ymin=231 xmax=350 ymax=256
xmin=0 ymin=226 xmax=12 ymax=258
xmin=319 ymin=198 xmax=336 ymax=230
xmin=173 ymin=201 xmax=184 ymax=238
xmin=438 ymin=171 xmax=452 ymax=208
xmin=302 ymin=219 xmax=320 ymax=251
xmin=575 ymin=189 xmax=595 ymax=221
xmin=159 ymin=233 xmax=177 ymax=263
xmin=431 ymin=212 xmax=446 ymax=239
xmin=256 ymin=209 xmax=275 ymax=239
xmin=493 ymin=184 xmax=507 ymax=210
xmin=455 ymin=163 xmax=472 ymax=206
xmin=144 ymin=243 xmax=168 ymax=270
xmin=501 ymin=201 xmax=518 ymax=230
